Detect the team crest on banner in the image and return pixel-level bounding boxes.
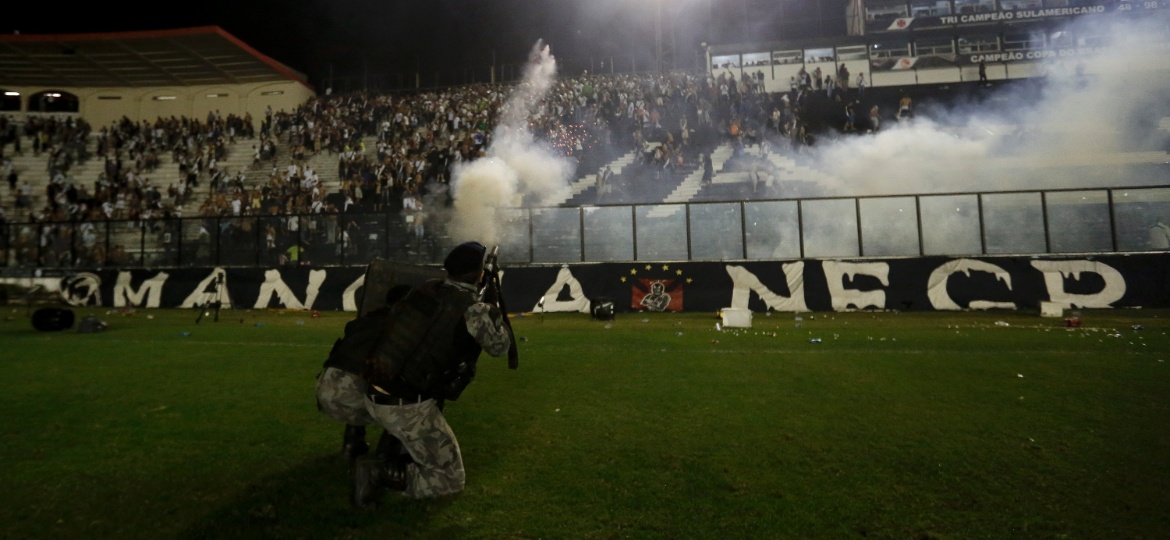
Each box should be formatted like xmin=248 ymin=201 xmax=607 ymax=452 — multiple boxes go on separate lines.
xmin=623 ymin=264 xmax=690 ymax=312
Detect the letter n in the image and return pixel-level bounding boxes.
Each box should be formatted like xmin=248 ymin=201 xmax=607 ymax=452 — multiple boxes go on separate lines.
xmin=255 ymin=269 xmax=328 ymax=310
xmin=725 ymin=263 xmax=809 ymax=312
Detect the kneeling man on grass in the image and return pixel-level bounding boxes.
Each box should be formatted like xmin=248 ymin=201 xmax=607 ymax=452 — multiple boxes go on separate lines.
xmin=352 ymin=241 xmax=512 ymax=507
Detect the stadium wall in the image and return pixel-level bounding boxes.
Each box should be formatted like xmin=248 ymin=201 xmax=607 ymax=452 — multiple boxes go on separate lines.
xmin=38 ymin=253 xmax=1170 ymax=314
xmin=1 ymin=80 xmax=313 ymax=127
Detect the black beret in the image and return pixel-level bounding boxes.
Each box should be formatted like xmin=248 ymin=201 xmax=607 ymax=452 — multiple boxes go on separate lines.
xmin=443 ymin=241 xmax=487 ymax=277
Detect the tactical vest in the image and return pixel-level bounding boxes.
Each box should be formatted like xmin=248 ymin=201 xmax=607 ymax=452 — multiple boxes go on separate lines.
xmin=322 ymin=306 xmax=392 ymax=374
xmin=366 ymin=279 xmax=476 ymax=394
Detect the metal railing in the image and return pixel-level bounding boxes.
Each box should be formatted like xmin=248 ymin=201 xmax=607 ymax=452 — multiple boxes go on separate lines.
xmin=3 ymin=185 xmax=1169 ymax=270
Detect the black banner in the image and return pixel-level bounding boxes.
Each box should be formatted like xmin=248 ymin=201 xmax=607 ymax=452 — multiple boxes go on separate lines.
xmin=866 ymin=1 xmax=1166 ymax=34
xmin=46 ymin=253 xmax=1170 ymax=313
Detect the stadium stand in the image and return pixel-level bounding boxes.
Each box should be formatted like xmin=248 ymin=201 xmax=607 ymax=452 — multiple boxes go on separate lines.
xmin=3 ymin=24 xmax=1170 ymax=269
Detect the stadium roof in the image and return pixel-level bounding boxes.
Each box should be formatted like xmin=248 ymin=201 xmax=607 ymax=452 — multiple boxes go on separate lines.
xmin=0 ymin=26 xmax=310 ymax=89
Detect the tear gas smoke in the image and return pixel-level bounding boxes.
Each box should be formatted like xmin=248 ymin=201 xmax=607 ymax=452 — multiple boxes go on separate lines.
xmin=810 ymin=14 xmax=1170 ymax=198
xmin=446 ymin=41 xmax=575 ymax=246
xmin=795 ymin=14 xmax=1170 ymax=255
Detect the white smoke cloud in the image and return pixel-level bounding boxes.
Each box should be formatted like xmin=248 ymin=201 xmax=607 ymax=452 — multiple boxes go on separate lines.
xmin=809 ymin=13 xmax=1170 ymax=198
xmin=446 ymin=41 xmax=575 ymax=246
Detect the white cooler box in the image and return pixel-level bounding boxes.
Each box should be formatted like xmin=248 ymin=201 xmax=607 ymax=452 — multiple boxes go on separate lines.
xmin=721 ymin=308 xmax=752 ymax=328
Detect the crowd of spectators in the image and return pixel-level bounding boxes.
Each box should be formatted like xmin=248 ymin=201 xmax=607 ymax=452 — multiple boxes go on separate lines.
xmin=0 ymin=65 xmax=889 ymax=269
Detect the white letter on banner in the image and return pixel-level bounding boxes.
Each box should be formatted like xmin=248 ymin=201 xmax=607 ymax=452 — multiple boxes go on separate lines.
xmin=539 ymin=266 xmax=590 ymax=313
xmin=254 ymin=269 xmax=327 ymax=309
xmin=60 ymin=272 xmax=103 ymax=306
xmin=725 ymin=263 xmax=809 ymax=312
xmin=113 ymin=271 xmax=169 ymax=308
xmin=1031 ymin=260 xmax=1125 ymax=308
xmin=342 ymin=273 xmax=365 ymax=312
xmin=927 ymin=259 xmax=1016 ymax=310
xmin=180 ymin=268 xmax=231 ymax=309
xmin=822 ymin=261 xmax=887 ymax=311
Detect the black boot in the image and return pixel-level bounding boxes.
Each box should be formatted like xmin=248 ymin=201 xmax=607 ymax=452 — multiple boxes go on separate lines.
xmin=375 ymin=431 xmax=415 ymax=479
xmin=351 ymin=456 xmax=387 ymax=509
xmin=341 ymin=425 xmax=368 ymax=459
xmin=351 ymin=456 xmax=407 ymax=509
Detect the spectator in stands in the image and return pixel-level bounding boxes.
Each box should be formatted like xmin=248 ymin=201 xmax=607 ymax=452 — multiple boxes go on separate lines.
xmin=897 ymin=95 xmax=913 ymax=122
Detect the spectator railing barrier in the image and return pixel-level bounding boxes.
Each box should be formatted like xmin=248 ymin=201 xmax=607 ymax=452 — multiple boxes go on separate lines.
xmin=3 ymin=185 xmax=1169 ymax=270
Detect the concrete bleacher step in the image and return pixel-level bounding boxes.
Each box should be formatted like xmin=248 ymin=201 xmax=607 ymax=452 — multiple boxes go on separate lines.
xmin=559 ymin=151 xmax=638 ymax=206
xmin=710 ymin=143 xmax=734 ymax=166
xmin=609 ymin=152 xmax=639 ymax=174
xmin=649 ymin=167 xmax=707 ymax=216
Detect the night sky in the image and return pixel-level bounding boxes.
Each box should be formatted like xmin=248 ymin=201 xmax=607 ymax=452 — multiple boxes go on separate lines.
xmin=3 ymin=0 xmax=846 ymax=88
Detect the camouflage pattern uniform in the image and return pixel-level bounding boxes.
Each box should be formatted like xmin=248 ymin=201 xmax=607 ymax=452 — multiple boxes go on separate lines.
xmin=365 ymin=279 xmax=511 ymax=499
xmin=366 ymin=397 xmax=464 ymax=498
xmin=315 ymin=366 xmax=373 ymax=425
xmin=465 ymin=302 xmax=512 ymax=357
xmin=315 ymin=304 xmax=397 ymax=428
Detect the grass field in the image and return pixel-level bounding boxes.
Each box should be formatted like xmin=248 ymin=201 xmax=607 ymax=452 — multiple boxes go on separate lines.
xmin=1 ymin=305 xmax=1168 ymax=540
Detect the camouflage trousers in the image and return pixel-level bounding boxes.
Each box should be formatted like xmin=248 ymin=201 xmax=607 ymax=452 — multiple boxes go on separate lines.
xmin=365 ymin=397 xmax=465 ymax=499
xmin=315 ymin=367 xmax=375 ymax=425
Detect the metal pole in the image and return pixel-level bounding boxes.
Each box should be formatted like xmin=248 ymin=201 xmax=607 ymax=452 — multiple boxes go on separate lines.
xmin=631 ymin=206 xmax=639 ymax=261
xmin=740 ymin=201 xmax=748 ymax=259
xmin=855 ymin=198 xmax=864 ymax=256
xmin=915 ymin=196 xmax=924 ymax=256
xmin=977 ymin=195 xmax=987 ymax=255
xmin=1041 ymin=191 xmax=1051 ymax=254
xmin=797 ymin=200 xmax=805 ymax=258
xmin=579 ymin=207 xmax=586 ymax=262
xmin=176 ymin=217 xmax=184 ymax=267
xmin=527 ymin=210 xmax=535 ymax=263
xmin=139 ymin=220 xmax=146 ymax=267
xmin=1107 ymin=189 xmax=1118 ymax=252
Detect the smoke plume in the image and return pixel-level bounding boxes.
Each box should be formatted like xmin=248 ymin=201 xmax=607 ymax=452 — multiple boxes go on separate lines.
xmin=809 ymin=13 xmax=1169 ymax=198
xmin=446 ymin=41 xmax=575 ymax=246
